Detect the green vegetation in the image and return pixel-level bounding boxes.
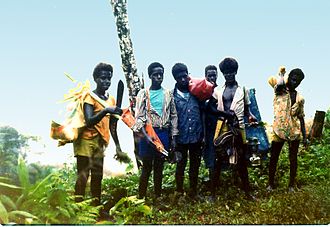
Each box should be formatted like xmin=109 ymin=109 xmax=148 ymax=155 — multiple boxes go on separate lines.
xmin=0 ymin=109 xmax=329 ymax=224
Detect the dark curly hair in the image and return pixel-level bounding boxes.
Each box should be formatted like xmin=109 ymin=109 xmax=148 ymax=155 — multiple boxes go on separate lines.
xmin=219 ymin=57 xmax=238 ymax=74
xmin=172 ymin=63 xmax=188 ymax=78
xmin=205 ymin=65 xmax=217 ymax=76
xmin=288 ymin=68 xmax=305 ymax=82
xmin=93 ymin=62 xmax=113 ymax=80
xmin=148 ymin=62 xmax=164 ymax=76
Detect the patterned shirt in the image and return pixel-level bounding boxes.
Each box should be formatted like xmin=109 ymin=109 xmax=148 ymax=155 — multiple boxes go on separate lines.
xmin=133 ymin=87 xmax=179 ymax=137
xmin=269 ymin=76 xmax=305 ymax=141
xmin=173 ymin=87 xmax=203 ymax=144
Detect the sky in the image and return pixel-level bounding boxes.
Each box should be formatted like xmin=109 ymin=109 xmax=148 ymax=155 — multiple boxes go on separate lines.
xmin=0 ymin=0 xmax=329 ymax=173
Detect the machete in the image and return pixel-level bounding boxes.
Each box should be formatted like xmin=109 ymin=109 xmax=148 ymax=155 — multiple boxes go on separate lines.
xmin=116 ymin=80 xmax=124 ymax=108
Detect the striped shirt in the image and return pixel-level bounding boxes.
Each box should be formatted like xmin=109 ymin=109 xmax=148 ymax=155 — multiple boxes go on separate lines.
xmin=132 ymin=87 xmax=179 ymax=137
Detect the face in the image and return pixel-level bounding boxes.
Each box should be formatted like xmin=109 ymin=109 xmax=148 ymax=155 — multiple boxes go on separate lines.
xmin=223 ymin=72 xmax=236 ymax=83
xmin=174 ymin=71 xmax=190 ymax=90
xmin=205 ymin=69 xmax=218 ymax=84
xmin=149 ymin=67 xmax=164 ymax=88
xmin=287 ymin=74 xmax=301 ymax=90
xmin=95 ymin=70 xmax=112 ymax=92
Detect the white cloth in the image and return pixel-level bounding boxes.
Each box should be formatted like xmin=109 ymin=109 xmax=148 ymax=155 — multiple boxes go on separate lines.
xmin=213 ymin=85 xmax=250 ymax=129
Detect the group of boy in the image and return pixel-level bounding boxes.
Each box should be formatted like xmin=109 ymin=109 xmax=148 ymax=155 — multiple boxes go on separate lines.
xmin=72 ymin=57 xmax=306 ymax=210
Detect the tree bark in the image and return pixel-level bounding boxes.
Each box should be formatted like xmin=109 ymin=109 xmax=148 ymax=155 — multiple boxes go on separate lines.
xmin=309 ymin=110 xmax=326 ymax=140
xmin=110 ymin=0 xmax=142 ymax=168
xmin=110 ymin=0 xmax=141 ymax=110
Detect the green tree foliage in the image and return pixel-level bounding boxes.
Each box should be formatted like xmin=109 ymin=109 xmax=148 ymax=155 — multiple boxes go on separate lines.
xmin=0 ymin=126 xmax=38 ymax=179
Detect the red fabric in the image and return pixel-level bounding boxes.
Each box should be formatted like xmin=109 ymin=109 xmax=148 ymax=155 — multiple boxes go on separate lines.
xmin=188 ymin=77 xmax=215 ymax=101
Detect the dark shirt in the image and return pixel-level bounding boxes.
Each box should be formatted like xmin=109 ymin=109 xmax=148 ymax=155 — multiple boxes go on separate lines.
xmin=173 ymin=87 xmax=203 ymax=144
xmin=203 ymin=100 xmax=218 ymax=138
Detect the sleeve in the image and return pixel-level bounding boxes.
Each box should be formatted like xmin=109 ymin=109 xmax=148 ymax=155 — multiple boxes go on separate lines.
xmin=244 ymin=87 xmax=251 ymax=106
xmin=169 ymin=91 xmax=179 ymax=137
xmin=83 ymin=93 xmax=94 ymax=106
xmin=108 ymin=95 xmax=116 ymax=107
xmin=212 ymin=87 xmax=219 ymax=100
xmin=131 ymin=89 xmax=147 ymax=132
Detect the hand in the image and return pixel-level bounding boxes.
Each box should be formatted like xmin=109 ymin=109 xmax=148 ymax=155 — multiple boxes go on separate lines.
xmin=302 ymin=137 xmax=309 ymax=148
xmin=201 ymin=138 xmax=206 ymax=152
xmin=170 ymin=136 xmax=177 ymax=152
xmin=114 ymin=146 xmax=131 ymax=164
xmin=114 ymin=107 xmax=123 ymax=116
xmin=106 ymin=106 xmax=123 ymax=115
xmin=226 ymin=110 xmax=239 ymax=127
xmin=248 ymin=114 xmax=258 ymax=124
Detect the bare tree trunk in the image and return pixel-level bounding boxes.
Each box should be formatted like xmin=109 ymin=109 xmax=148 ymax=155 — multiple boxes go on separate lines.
xmin=110 ymin=0 xmax=141 ymax=110
xmin=110 ymin=0 xmax=142 ymax=168
xmin=309 ymin=110 xmax=326 ymax=140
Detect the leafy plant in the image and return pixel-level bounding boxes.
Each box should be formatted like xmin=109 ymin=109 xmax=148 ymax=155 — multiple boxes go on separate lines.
xmin=0 ymin=156 xmax=100 ymax=224
xmin=108 ymin=196 xmax=152 ymax=224
xmin=0 ymin=126 xmax=38 ymax=180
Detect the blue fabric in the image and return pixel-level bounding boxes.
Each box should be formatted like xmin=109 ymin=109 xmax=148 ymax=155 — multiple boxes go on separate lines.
xmin=149 ymin=88 xmax=164 ymax=117
xmin=138 ymin=128 xmax=170 ymax=158
xmin=173 ymin=87 xmax=203 ymax=144
xmin=244 ymin=88 xmax=270 ymax=156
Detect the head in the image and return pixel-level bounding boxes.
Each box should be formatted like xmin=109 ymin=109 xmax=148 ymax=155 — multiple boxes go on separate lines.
xmin=219 ymin=57 xmax=238 ymax=83
xmin=205 ymin=65 xmax=218 ymax=84
xmin=93 ymin=62 xmax=113 ymax=92
xmin=172 ymin=63 xmax=189 ymax=90
xmin=287 ymin=68 xmax=305 ymax=90
xmin=148 ymin=62 xmax=164 ymax=89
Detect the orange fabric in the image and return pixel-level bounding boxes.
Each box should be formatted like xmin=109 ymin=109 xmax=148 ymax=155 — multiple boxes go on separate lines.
xmin=121 ymin=107 xmax=166 ymax=155
xmin=121 ymin=108 xmax=135 ymax=128
xmin=144 ymin=123 xmax=165 ymax=153
xmin=80 ymin=93 xmax=116 ymax=145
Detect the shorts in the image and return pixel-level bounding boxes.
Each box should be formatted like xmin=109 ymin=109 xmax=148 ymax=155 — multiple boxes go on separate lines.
xmin=73 ymin=134 xmax=107 ymax=158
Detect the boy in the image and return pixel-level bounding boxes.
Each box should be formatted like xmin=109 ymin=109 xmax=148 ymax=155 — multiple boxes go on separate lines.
xmin=132 ymin=62 xmax=178 ymax=200
xmin=267 ymin=67 xmax=306 ymax=192
xmin=172 ymin=63 xmax=203 ymax=200
xmin=209 ymin=57 xmax=256 ymax=200
xmin=202 ymin=65 xmax=219 ymax=189
xmin=73 ymin=62 xmax=126 ymax=206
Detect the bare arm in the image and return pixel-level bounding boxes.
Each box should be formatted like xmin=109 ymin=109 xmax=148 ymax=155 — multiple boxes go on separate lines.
xmin=110 ymin=114 xmax=131 ymax=163
xmin=274 ymin=75 xmax=286 ymax=94
xmin=299 ymin=116 xmax=307 ymax=147
xmin=83 ymin=103 xmax=121 ymax=127
xmin=110 ymin=116 xmax=121 ymax=148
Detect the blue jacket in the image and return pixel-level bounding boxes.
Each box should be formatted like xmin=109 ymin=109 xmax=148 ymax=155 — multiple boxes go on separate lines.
xmin=173 ymin=87 xmax=203 ymax=144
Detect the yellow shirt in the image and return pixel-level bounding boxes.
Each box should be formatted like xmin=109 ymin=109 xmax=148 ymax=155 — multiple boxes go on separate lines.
xmin=80 ymin=92 xmax=116 ymax=145
xmin=268 ymin=76 xmax=305 ymax=141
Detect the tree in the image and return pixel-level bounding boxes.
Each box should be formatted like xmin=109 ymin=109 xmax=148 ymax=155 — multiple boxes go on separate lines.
xmin=0 ymin=126 xmax=38 ymax=177
xmin=110 ymin=0 xmax=143 ymax=167
xmin=110 ymin=0 xmax=142 ymax=109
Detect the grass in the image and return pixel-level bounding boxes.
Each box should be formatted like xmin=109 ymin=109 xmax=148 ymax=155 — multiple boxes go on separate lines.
xmin=101 ymin=136 xmax=330 ymax=225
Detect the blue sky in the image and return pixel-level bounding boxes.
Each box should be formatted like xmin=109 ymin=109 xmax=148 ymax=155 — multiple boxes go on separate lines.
xmin=0 ymin=1 xmax=329 ymax=169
